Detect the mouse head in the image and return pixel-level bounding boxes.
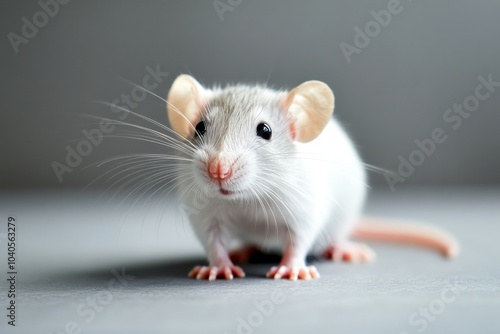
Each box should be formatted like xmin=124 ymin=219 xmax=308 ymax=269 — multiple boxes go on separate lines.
xmin=167 ymin=74 xmax=334 ymax=200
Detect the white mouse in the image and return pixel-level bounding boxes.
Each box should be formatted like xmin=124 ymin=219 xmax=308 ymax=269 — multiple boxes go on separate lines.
xmin=166 ymin=74 xmax=458 ymax=281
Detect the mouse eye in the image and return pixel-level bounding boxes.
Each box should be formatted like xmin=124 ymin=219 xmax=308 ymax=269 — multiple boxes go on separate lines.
xmin=194 ymin=121 xmax=206 ymax=138
xmin=256 ymin=123 xmax=272 ymax=140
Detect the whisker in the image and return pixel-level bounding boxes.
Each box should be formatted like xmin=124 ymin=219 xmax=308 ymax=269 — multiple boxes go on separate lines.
xmin=83 ymin=112 xmax=196 ymax=153
xmin=110 ymin=79 xmax=200 ymax=140
xmin=90 ymin=101 xmax=198 ymax=152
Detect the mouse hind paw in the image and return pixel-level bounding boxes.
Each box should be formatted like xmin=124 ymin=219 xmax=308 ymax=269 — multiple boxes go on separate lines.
xmin=323 ymin=242 xmax=376 ymax=263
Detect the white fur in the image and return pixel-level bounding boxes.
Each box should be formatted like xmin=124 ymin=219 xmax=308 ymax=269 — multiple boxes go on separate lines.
xmin=172 ymin=83 xmax=367 ymax=268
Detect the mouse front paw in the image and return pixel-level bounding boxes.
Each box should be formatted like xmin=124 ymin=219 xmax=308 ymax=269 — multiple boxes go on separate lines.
xmin=188 ymin=265 xmax=245 ymax=281
xmin=266 ymin=265 xmax=320 ymax=281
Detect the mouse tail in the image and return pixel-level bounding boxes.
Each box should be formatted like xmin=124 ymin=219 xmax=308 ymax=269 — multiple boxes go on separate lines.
xmin=351 ymin=217 xmax=459 ymax=259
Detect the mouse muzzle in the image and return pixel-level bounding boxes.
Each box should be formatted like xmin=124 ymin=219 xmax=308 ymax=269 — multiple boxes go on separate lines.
xmin=207 ymin=154 xmax=234 ymax=182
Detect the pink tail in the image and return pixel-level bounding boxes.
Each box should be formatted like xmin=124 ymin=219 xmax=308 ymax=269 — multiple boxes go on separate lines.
xmin=352 ymin=217 xmax=459 ymax=258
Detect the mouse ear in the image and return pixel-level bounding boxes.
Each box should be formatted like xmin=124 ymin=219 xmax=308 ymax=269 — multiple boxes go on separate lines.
xmin=283 ymin=81 xmax=334 ymax=143
xmin=167 ymin=74 xmax=210 ymax=138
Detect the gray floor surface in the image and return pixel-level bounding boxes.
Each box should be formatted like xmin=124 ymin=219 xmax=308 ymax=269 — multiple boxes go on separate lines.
xmin=0 ymin=187 xmax=499 ymax=334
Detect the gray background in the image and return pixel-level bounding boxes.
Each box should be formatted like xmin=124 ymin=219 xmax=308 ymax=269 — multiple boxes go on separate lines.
xmin=1 ymin=0 xmax=500 ymax=189
xmin=1 ymin=2 xmax=500 ymax=334
xmin=1 ymin=188 xmax=499 ymax=334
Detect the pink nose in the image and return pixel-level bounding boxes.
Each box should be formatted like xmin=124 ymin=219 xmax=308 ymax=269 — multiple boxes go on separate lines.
xmin=208 ymin=158 xmax=233 ymax=181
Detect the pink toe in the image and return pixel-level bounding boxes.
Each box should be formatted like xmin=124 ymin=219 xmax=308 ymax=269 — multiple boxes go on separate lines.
xmin=234 ymin=266 xmax=245 ymax=278
xmin=188 ymin=266 xmax=201 ymax=278
xmin=289 ymin=268 xmax=299 ymax=281
xmin=298 ymin=268 xmax=311 ymax=280
xmin=224 ymin=267 xmax=233 ymax=280
xmin=196 ymin=267 xmax=209 ymax=280
xmin=266 ymin=266 xmax=278 ymax=278
xmin=274 ymin=266 xmax=287 ymax=280
xmin=310 ymin=266 xmax=320 ymax=279
xmin=208 ymin=267 xmax=218 ymax=281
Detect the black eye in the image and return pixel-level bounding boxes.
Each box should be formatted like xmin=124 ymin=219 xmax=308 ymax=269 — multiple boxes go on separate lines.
xmin=256 ymin=123 xmax=272 ymax=140
xmin=195 ymin=121 xmax=206 ymax=138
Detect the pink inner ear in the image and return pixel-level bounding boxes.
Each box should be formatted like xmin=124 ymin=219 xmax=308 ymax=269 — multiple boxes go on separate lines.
xmin=281 ymin=91 xmax=296 ymax=111
xmin=279 ymin=92 xmax=297 ymax=140
xmin=289 ymin=123 xmax=296 ymax=140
